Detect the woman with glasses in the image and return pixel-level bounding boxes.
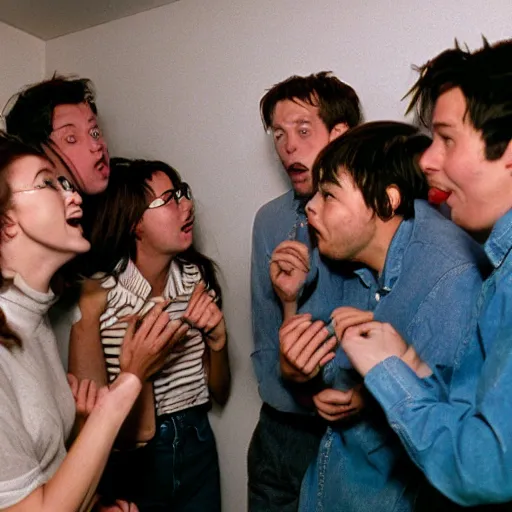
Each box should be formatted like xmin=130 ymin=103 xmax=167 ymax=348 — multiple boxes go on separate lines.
xmin=0 ymin=135 xmax=188 ymax=512
xmin=69 ymin=157 xmax=230 ymax=512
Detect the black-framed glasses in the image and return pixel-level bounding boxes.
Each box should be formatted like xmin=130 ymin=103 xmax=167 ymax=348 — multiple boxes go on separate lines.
xmin=148 ymin=182 xmax=192 ymax=209
xmin=12 ymin=175 xmax=77 ymax=195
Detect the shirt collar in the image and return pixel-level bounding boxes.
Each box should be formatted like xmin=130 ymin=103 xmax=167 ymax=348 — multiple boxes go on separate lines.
xmin=484 ymin=208 xmax=512 ymax=268
xmin=379 ymin=216 xmax=413 ymax=292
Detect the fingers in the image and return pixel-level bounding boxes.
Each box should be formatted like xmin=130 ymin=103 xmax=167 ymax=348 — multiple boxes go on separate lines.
xmin=133 ymin=301 xmax=170 ymax=342
xmin=331 ymin=307 xmax=374 ymax=340
xmin=273 ymin=241 xmax=309 ymax=267
xmin=280 ymin=319 xmax=337 ymax=376
xmin=313 ymin=388 xmax=359 ymax=422
xmin=270 ymin=248 xmax=309 ymax=274
xmin=67 ymin=373 xmax=78 ymax=398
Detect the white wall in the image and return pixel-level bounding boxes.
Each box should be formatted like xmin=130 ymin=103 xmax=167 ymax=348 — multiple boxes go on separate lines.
xmin=0 ymin=22 xmax=44 ymax=122
xmin=44 ymin=1 xmax=511 ymax=509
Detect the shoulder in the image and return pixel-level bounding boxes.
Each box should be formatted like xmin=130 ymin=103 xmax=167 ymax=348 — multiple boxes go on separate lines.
xmin=253 ymin=190 xmax=294 ymax=230
xmin=78 ymin=278 xmax=108 ymax=318
xmin=409 ymin=200 xmax=487 ymax=268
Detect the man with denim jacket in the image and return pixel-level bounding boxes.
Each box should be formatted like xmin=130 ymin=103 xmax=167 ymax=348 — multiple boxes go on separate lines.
xmin=338 ymin=39 xmax=512 ymax=508
xmin=273 ymin=121 xmax=487 ymax=511
xmin=248 ymin=72 xmax=372 ymax=511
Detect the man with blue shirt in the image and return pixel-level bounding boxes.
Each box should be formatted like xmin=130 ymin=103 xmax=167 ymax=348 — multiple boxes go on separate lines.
xmin=337 ymin=39 xmax=512 ymax=508
xmin=248 ymin=72 xmax=369 ymax=511
xmin=273 ymin=121 xmax=487 ymax=511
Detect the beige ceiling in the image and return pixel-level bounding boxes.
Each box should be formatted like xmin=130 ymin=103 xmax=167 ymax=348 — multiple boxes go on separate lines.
xmin=0 ymin=0 xmax=180 ymax=40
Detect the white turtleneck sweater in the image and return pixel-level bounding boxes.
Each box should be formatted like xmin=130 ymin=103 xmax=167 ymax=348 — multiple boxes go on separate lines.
xmin=0 ymin=275 xmax=76 ymax=508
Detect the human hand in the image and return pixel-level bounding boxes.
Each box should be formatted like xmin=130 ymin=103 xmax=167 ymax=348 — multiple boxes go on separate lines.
xmin=341 ymin=321 xmax=408 ymax=376
xmin=182 ymin=281 xmax=226 ymax=352
xmin=279 ymin=313 xmax=336 ymax=382
xmin=119 ymin=300 xmax=189 ymax=381
xmin=331 ymin=307 xmax=374 ymax=341
xmin=67 ymin=374 xmax=108 ymax=420
xmin=270 ymin=241 xmax=310 ymax=305
xmin=313 ymin=385 xmax=365 ymax=422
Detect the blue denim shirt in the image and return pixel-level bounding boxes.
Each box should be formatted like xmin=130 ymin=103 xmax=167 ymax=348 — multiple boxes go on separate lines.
xmin=364 ymin=207 xmax=512 ymax=507
xmin=251 ymin=190 xmax=371 ymax=414
xmin=300 ymin=200 xmax=488 ymax=512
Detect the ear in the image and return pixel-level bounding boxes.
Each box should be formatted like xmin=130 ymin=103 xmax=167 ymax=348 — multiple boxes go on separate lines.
xmin=503 ymin=140 xmax=512 ymax=173
xmin=386 ymin=185 xmax=402 ymax=215
xmin=329 ymin=122 xmax=349 ymax=142
xmin=1 ymin=213 xmax=18 ymax=241
xmin=133 ymin=220 xmax=143 ymax=241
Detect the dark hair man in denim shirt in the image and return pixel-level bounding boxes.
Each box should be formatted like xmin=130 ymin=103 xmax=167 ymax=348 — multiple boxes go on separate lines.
xmin=274 ymin=121 xmax=487 ymax=511
xmin=249 ymin=72 xmax=370 ymax=511
xmin=338 ymin=39 xmax=512 ymax=508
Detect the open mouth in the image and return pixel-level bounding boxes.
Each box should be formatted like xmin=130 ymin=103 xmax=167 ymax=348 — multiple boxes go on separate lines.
xmin=181 ymin=219 xmax=194 ymax=232
xmin=287 ymin=163 xmax=308 ymax=175
xmin=95 ymin=155 xmax=110 ymax=177
xmin=66 ymin=218 xmax=82 ymax=228
xmin=428 ymin=187 xmax=451 ymax=206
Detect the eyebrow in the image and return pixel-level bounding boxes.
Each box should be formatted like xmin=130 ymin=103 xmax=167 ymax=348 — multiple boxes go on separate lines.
xmin=272 ymin=118 xmax=312 ymax=131
xmin=33 ymin=166 xmax=56 ymax=180
xmin=53 ymin=117 xmax=97 ymax=132
xmin=432 ymin=121 xmax=454 ymax=130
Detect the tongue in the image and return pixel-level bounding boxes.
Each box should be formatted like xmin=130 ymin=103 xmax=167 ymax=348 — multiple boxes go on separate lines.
xmin=428 ymin=188 xmax=450 ymax=205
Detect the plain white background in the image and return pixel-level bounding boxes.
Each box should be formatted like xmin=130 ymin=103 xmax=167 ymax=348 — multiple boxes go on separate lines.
xmin=2 ymin=1 xmax=512 ymax=509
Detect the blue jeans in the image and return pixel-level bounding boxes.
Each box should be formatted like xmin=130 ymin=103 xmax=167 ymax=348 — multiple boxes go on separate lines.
xmin=247 ymin=404 xmax=324 ymax=512
xmin=99 ymin=404 xmax=221 ymax=511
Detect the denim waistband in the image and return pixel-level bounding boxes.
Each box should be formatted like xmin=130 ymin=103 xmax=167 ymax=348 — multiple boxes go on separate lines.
xmin=157 ymin=402 xmax=211 ymax=425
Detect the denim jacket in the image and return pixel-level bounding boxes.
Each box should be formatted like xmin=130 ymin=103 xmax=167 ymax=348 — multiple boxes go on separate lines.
xmin=250 ymin=190 xmax=371 ymax=414
xmin=365 ymin=207 xmax=512 ymax=507
xmin=300 ymin=200 xmax=488 ymax=512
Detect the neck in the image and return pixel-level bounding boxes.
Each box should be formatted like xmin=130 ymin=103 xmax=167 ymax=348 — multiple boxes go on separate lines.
xmin=1 ymin=240 xmax=69 ymax=293
xmin=135 ymin=246 xmax=173 ymax=297
xmin=359 ymin=216 xmax=403 ymax=274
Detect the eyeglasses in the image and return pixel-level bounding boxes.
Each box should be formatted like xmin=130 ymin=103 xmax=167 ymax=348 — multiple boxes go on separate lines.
xmin=147 ymin=182 xmax=192 ymax=209
xmin=12 ymin=175 xmax=77 ymax=195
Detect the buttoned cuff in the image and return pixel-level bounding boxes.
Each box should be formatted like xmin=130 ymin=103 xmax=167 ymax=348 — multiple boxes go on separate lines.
xmin=365 ymin=356 xmax=432 ymax=411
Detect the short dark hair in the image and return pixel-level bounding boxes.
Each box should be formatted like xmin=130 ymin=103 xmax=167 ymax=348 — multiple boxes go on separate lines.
xmin=260 ymin=71 xmax=362 ymax=132
xmin=4 ymin=75 xmax=97 ymax=147
xmin=314 ymin=121 xmax=430 ymax=220
xmin=0 ymin=133 xmax=45 ymax=348
xmin=82 ymin=158 xmax=222 ymax=306
xmin=406 ymin=38 xmax=512 ymax=160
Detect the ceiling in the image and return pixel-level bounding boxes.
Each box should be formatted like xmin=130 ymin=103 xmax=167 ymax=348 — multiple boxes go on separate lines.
xmin=0 ymin=0 xmax=180 ymax=40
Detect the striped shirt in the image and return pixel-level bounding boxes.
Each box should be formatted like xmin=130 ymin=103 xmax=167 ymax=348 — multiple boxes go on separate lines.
xmin=99 ymin=259 xmax=209 ymax=416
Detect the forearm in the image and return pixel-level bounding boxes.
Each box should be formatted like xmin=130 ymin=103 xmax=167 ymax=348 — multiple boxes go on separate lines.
xmin=12 ymin=373 xmax=142 ymax=512
xmin=207 ymin=335 xmax=231 ymax=405
xmin=282 ymin=301 xmax=297 ymax=321
xmin=365 ymin=357 xmax=512 ymax=506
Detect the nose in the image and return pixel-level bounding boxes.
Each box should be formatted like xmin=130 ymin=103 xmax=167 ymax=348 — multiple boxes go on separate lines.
xmin=179 ymin=196 xmax=194 ymax=216
xmin=306 ymin=192 xmax=320 ymax=219
xmin=284 ymin=132 xmax=297 ymax=155
xmin=63 ymin=189 xmax=83 ymax=207
xmin=89 ymin=137 xmax=103 ymax=153
xmin=419 ymin=143 xmax=440 ymax=176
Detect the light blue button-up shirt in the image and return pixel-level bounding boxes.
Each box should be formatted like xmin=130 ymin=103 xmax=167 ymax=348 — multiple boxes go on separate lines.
xmin=363 ymin=207 xmax=512 ymax=507
xmin=251 ymin=190 xmax=371 ymax=414
xmin=300 ymin=200 xmax=489 ymax=511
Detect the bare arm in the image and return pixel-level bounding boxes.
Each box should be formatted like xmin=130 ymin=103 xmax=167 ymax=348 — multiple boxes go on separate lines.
xmin=183 ymin=282 xmax=231 ymax=406
xmin=4 ymin=303 xmax=188 ymax=512
xmin=69 ymin=279 xmax=155 ymax=443
xmin=69 ymin=279 xmax=108 ymax=386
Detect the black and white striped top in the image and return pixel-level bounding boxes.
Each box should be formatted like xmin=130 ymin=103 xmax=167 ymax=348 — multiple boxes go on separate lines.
xmin=99 ymin=259 xmax=209 ymax=416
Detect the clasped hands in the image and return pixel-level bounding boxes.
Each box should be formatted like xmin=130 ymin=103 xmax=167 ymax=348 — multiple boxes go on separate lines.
xmin=68 ymin=281 xmax=225 ymax=420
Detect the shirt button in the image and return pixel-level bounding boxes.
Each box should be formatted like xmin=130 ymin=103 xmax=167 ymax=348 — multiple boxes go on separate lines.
xmin=375 ymin=292 xmax=380 ymax=302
